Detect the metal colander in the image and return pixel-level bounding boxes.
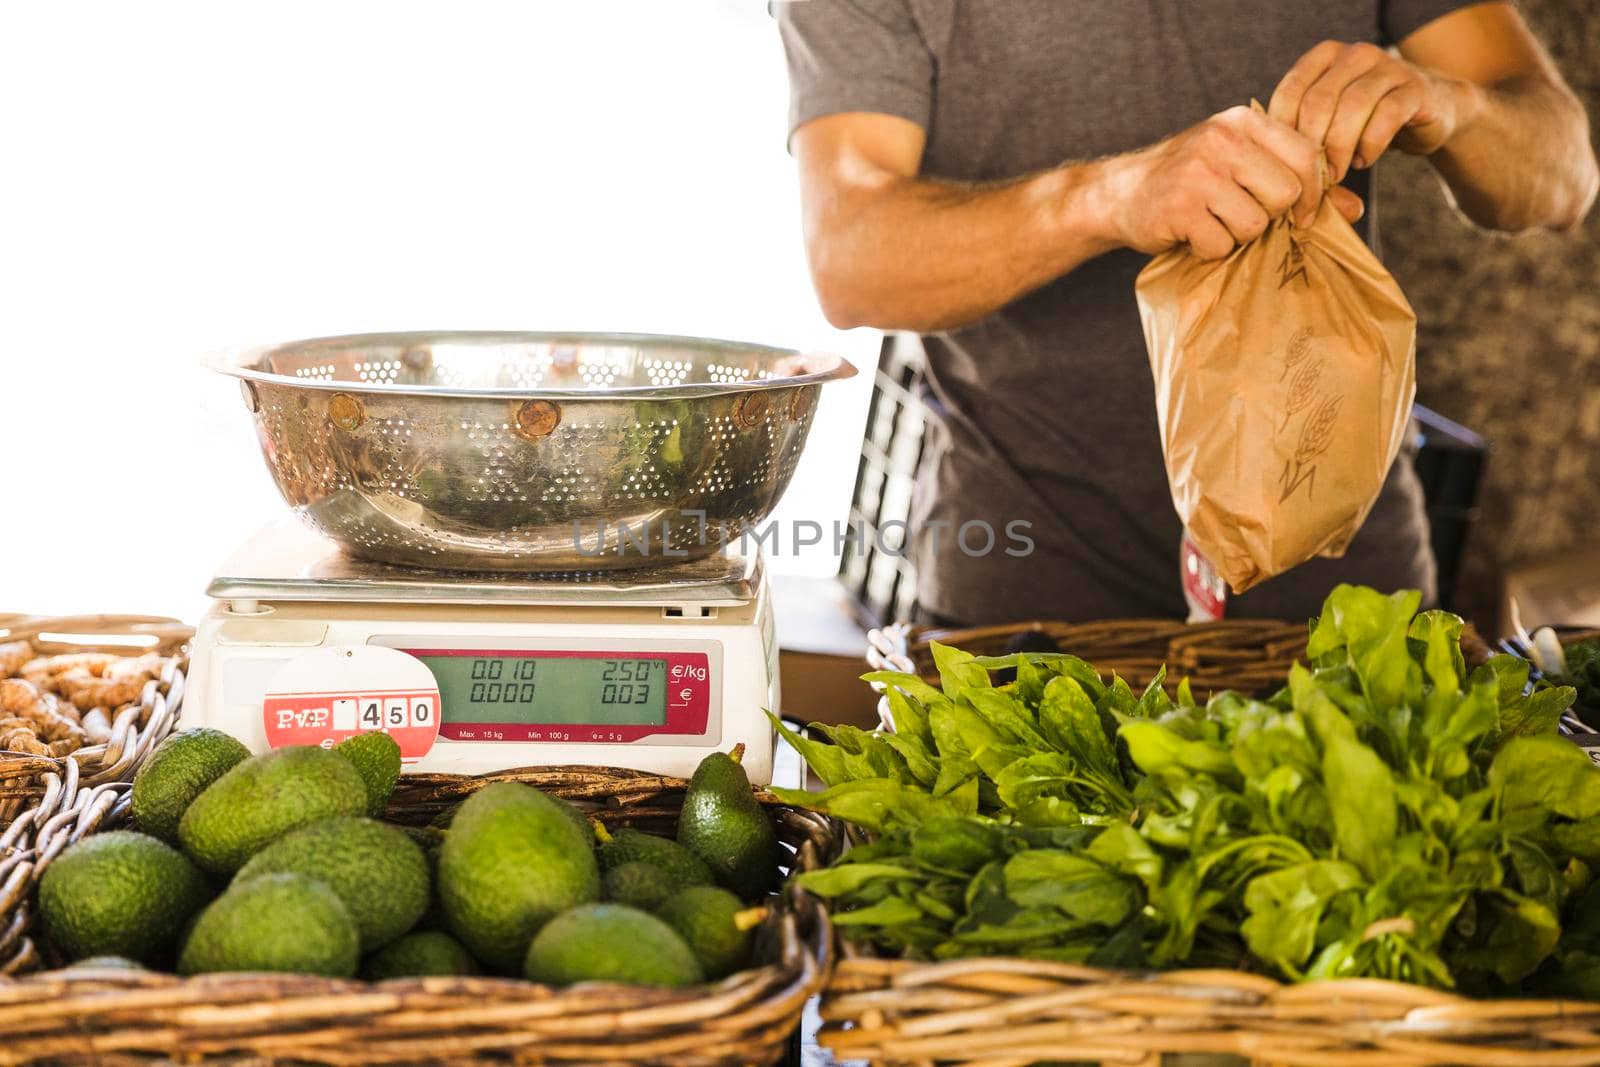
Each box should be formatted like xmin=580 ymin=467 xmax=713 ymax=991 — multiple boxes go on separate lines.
xmin=212 ymin=331 xmax=857 ymax=572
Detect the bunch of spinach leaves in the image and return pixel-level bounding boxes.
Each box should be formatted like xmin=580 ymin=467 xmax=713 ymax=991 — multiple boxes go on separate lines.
xmin=773 ymin=585 xmax=1600 ymax=991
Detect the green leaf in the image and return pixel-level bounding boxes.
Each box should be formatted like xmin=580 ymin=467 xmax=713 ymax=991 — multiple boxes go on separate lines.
xmin=930 ymin=641 xmax=991 ymax=695
xmin=965 ymin=688 xmax=1045 ymax=747
xmin=1507 ymin=838 xmax=1563 ymax=914
xmin=1321 ymin=732 xmax=1396 ymax=879
xmin=1499 ymin=686 xmax=1577 ymax=745
xmin=1023 ymin=653 xmax=1106 ymax=699
xmin=910 ymin=817 xmax=1007 ymax=873
xmin=769 ymin=778 xmax=967 ymax=832
xmin=1307 ymin=585 xmax=1423 ymax=711
xmin=1491 ymin=735 xmax=1600 ymax=823
xmin=1409 ymin=610 xmax=1467 ymax=692
xmin=766 ymin=712 xmax=849 ymax=786
xmin=884 ymin=685 xmax=933 ymax=750
xmin=793 ymin=863 xmax=922 ymax=898
xmin=927 ymin=703 xmax=981 ymax=797
xmin=963 ymin=860 xmax=1018 ymax=927
xmin=1551 ymin=819 xmax=1600 ymax=864
xmin=1086 ymin=822 xmax=1163 ymax=890
xmin=1013 ymin=656 xmax=1046 ymax=707
xmin=831 ymin=896 xmax=925 ymax=927
xmin=879 ymin=730 xmax=939 ymax=787
xmin=1422 ymin=678 xmax=1498 ymax=779
xmin=1003 ymin=850 xmax=1136 ymax=926
xmin=1453 ymin=890 xmax=1560 ymax=983
xmin=819 ymin=723 xmax=913 ymax=783
xmin=1138 ymin=666 xmax=1172 ymax=717
xmin=1473 ymin=654 xmax=1531 ymax=707
xmin=1233 ymin=709 xmax=1318 ymax=782
xmin=944 ymin=701 xmax=1030 ymax=779
xmin=993 ymin=753 xmax=1079 ymax=808
xmin=1241 ymin=860 xmax=1364 ymax=974
xmin=1007 ymin=796 xmax=1084 ymax=827
xmin=1102 ymin=674 xmax=1141 ymax=719
xmin=1120 ymin=720 xmax=1235 ymax=780
xmin=1039 ymin=675 xmax=1119 ymax=777
xmin=860 ymin=670 xmax=951 ymax=711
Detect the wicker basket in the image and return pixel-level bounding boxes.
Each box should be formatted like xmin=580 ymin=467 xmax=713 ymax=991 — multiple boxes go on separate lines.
xmin=837 ymin=620 xmax=1594 ymax=1065
xmin=0 ymin=764 xmax=841 ymax=1066
xmin=0 ymin=614 xmax=191 ymax=830
xmin=819 ymin=955 xmax=1600 ymax=1066
xmin=880 ymin=618 xmax=1496 ymax=700
xmin=889 ymin=619 xmax=1309 ymax=699
xmin=0 ymin=614 xmax=191 ymax=977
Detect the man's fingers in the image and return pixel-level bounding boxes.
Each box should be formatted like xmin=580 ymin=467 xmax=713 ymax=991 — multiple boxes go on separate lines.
xmin=1323 ymin=71 xmax=1420 ymax=180
xmin=1352 ymin=83 xmax=1424 ymax=171
xmin=1226 ymin=142 xmax=1303 ymax=220
xmin=1185 ymin=213 xmax=1238 ymax=261
xmin=1206 ymin=180 xmax=1272 ymax=245
xmin=1233 ymin=111 xmax=1324 ymax=224
xmin=1268 ymin=39 xmax=1342 ymax=126
xmin=1328 ymin=185 xmax=1365 ymax=224
xmin=1291 ymin=43 xmax=1386 ymax=156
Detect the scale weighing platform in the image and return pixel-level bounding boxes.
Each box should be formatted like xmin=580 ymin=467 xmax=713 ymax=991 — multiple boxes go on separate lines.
xmin=185 ymin=521 xmax=784 ymax=783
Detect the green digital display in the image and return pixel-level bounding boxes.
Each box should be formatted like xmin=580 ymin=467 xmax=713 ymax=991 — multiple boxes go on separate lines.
xmin=419 ymin=654 xmax=667 ymax=726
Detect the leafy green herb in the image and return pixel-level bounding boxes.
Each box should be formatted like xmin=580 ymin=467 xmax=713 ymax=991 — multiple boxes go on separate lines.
xmin=778 ymin=583 xmax=1599 ymax=992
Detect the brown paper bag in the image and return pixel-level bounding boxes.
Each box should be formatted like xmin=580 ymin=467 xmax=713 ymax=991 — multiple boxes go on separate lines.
xmin=1135 ymin=189 xmax=1417 ymax=594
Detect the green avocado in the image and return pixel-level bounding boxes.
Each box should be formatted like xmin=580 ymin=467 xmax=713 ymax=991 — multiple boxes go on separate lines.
xmin=437 ymin=782 xmax=600 ymax=973
xmin=179 ymin=873 xmax=359 ymax=978
xmin=362 ymin=930 xmax=480 ymax=980
xmin=177 ymin=746 xmax=368 ymax=875
xmin=335 ymin=732 xmax=402 ymax=817
xmin=597 ymin=827 xmax=713 ymax=888
xmin=234 ymin=816 xmax=429 ymax=951
xmin=676 ymin=752 xmax=782 ymax=900
xmin=523 ymin=904 xmax=702 ymax=988
xmin=131 ymin=729 xmax=251 ymax=843
xmin=602 ymin=861 xmax=676 ymax=910
xmin=656 ymin=886 xmax=763 ymax=980
xmin=39 ymin=831 xmax=211 ymax=965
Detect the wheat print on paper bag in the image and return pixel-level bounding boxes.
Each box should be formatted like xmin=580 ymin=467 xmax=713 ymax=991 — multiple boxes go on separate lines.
xmin=1135 ymin=192 xmax=1416 ymax=594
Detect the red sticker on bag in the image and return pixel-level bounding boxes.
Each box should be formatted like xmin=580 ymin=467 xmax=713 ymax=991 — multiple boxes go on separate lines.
xmin=1181 ymin=532 xmax=1228 ymax=622
xmin=261 ymin=646 xmax=440 ymax=761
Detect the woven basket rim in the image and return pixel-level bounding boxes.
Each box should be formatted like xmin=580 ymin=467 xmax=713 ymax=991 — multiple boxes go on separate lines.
xmin=820 ymin=954 xmax=1600 ymax=1066
xmin=0 ymin=614 xmax=191 ymax=842
xmin=0 ymin=762 xmax=842 ymax=1066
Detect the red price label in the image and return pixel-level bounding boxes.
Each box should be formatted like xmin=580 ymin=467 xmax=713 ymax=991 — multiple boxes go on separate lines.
xmin=263 ymin=688 xmax=439 ymax=759
xmin=261 ymin=646 xmax=442 ymax=762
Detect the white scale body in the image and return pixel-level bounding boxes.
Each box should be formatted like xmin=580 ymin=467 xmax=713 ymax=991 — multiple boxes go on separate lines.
xmin=185 ymin=523 xmax=781 ymax=783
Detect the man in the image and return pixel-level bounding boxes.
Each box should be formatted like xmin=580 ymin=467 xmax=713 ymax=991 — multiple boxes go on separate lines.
xmin=776 ymin=1 xmax=1597 ymax=625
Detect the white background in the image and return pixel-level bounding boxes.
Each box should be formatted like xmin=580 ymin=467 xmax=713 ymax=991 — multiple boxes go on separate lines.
xmin=0 ymin=0 xmax=877 ymax=624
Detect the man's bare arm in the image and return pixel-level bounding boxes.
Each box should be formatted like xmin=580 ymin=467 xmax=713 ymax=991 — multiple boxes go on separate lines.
xmin=1270 ymin=3 xmax=1598 ymax=232
xmin=795 ymin=108 xmax=1347 ymax=332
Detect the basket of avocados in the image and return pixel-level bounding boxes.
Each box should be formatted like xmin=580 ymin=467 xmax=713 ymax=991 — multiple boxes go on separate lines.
xmin=0 ymin=735 xmax=840 ymax=1066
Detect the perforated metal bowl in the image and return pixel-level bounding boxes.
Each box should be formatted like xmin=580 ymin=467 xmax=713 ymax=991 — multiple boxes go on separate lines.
xmin=212 ymin=331 xmax=857 ymax=572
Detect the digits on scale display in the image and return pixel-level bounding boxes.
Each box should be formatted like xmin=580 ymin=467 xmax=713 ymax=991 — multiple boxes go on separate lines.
xmin=416 ymin=652 xmax=672 ymax=727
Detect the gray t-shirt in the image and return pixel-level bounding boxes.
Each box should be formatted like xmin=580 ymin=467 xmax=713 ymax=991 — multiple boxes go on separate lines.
xmin=777 ymin=0 xmax=1464 ymax=624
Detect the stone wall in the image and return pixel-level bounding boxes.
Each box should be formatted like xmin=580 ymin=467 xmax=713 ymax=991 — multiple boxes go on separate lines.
xmin=1375 ymin=0 xmax=1600 ymax=626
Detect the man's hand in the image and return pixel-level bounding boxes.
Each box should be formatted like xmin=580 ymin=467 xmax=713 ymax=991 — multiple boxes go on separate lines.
xmin=1270 ymin=41 xmax=1465 ymax=183
xmin=1098 ymin=105 xmax=1362 ymax=261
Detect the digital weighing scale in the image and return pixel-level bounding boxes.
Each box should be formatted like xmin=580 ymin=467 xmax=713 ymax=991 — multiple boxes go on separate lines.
xmin=191 ymin=330 xmax=858 ymax=785
xmin=185 ymin=520 xmax=781 ymax=783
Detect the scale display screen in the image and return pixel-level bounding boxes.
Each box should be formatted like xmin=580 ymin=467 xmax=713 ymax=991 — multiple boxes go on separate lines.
xmin=415 ymin=653 xmax=668 ymax=726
